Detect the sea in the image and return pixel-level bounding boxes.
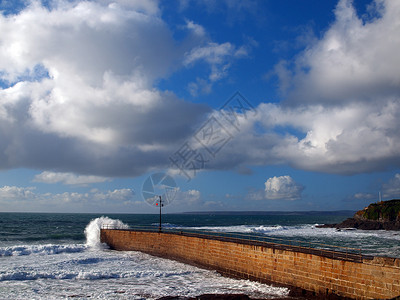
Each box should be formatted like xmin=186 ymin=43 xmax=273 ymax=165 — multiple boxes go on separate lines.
xmin=1 ymin=212 xmax=400 ymax=299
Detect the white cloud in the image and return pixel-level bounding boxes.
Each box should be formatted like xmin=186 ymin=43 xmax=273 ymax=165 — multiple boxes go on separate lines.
xmin=184 ymin=42 xmax=238 ymax=66
xmin=185 ymin=20 xmax=206 ymax=37
xmin=0 ymin=185 xmax=136 ymax=212
xmin=33 ymin=171 xmax=111 ymax=185
xmin=166 ymin=1 xmax=400 ymax=177
xmin=209 ymin=0 xmax=400 ymax=175
xmin=0 ymin=0 xmax=210 ymax=177
xmin=173 ymin=189 xmax=201 ymax=206
xmin=0 ymin=186 xmax=36 ymax=201
xmin=264 ymin=175 xmax=304 ymax=201
xmin=244 ymin=175 xmax=304 ymax=201
xmin=166 ymin=95 xmax=399 ymax=176
xmin=167 ymin=188 xmax=229 ymax=212
xmin=0 ymin=1 xmax=174 ymax=85
xmin=97 ymin=0 xmax=160 ymax=15
xmin=174 ymin=0 xmax=400 ymax=176
xmin=277 ymin=0 xmax=400 ymax=105
xmin=264 ymin=2 xmax=400 ymax=173
xmin=184 ymin=42 xmax=249 ymax=95
xmin=252 ymin=101 xmax=400 ymax=174
xmin=1 ymin=0 xmax=399 ymax=182
xmin=90 ymin=188 xmax=135 ymax=203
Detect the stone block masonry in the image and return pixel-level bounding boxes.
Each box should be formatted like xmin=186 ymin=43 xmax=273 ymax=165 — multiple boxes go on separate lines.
xmin=100 ymin=229 xmax=400 ymax=299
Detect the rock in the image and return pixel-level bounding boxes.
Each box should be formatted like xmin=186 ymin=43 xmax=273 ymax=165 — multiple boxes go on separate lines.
xmin=315 ymin=224 xmax=336 ymax=228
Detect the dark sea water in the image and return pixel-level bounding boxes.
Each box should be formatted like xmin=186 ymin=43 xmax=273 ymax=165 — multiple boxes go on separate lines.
xmin=1 ymin=212 xmax=399 ymax=299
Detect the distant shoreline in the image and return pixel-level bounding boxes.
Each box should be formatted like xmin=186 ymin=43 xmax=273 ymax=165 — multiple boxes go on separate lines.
xmin=177 ymin=210 xmax=355 ymax=216
xmin=0 ymin=211 xmax=357 ymax=215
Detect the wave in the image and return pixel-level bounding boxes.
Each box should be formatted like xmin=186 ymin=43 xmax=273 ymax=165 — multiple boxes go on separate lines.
xmin=151 ymin=222 xmax=181 ymax=228
xmin=0 ymin=244 xmax=289 ymax=298
xmin=84 ymin=216 xmax=129 ymax=249
xmin=0 ymin=217 xmax=130 ymax=257
xmin=0 ymin=269 xmax=151 ymax=281
xmin=0 ymin=244 xmax=86 ymax=257
xmin=172 ymin=223 xmax=400 ymax=256
xmin=177 ymin=223 xmax=400 ymax=238
xmin=0 ymin=257 xmax=220 ymax=282
xmin=189 ymin=225 xmax=286 ymax=234
xmin=173 ymin=224 xmax=298 ymax=235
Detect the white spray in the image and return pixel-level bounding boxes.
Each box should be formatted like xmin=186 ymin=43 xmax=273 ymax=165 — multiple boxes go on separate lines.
xmin=84 ymin=216 xmax=129 ymax=249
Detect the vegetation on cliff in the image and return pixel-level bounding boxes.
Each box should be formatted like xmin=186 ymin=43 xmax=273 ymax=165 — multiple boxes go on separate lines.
xmin=319 ymin=199 xmax=400 ymax=230
xmin=355 ymin=199 xmax=400 ymax=222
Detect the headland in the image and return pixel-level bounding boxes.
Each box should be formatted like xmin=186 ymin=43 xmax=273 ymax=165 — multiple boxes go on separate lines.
xmin=318 ymin=199 xmax=400 ymax=230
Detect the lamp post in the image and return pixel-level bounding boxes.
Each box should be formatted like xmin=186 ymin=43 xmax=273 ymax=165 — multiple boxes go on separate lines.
xmin=158 ymin=195 xmax=162 ymax=232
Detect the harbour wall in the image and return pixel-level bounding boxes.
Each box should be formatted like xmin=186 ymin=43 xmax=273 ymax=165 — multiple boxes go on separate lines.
xmin=100 ymin=229 xmax=400 ymax=299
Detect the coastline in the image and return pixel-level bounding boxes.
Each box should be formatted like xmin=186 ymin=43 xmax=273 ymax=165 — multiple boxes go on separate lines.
xmin=2 ymin=213 xmax=400 ymax=299
xmin=317 ymin=199 xmax=400 ymax=231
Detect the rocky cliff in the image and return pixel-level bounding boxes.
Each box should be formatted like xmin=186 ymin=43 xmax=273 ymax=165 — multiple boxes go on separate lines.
xmin=319 ymin=199 xmax=400 ymax=230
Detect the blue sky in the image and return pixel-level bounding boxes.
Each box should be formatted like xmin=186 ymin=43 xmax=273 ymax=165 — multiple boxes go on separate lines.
xmin=0 ymin=0 xmax=399 ymax=213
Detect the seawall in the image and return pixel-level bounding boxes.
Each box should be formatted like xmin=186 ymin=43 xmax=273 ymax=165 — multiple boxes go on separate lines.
xmin=100 ymin=229 xmax=400 ymax=299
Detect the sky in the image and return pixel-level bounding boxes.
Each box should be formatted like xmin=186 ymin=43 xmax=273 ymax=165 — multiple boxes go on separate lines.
xmin=0 ymin=0 xmax=399 ymax=213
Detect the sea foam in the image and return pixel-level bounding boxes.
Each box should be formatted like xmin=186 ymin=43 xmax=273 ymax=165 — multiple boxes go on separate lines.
xmin=0 ymin=244 xmax=86 ymax=257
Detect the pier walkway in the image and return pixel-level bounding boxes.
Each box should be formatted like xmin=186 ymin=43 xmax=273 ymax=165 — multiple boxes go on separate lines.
xmin=101 ymin=224 xmax=369 ymax=263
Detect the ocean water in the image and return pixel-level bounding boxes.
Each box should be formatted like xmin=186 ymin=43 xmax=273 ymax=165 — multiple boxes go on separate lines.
xmin=0 ymin=213 xmax=399 ymax=299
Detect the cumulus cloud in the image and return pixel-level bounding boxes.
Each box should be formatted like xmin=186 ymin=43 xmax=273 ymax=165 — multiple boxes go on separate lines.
xmin=203 ymin=97 xmax=399 ymax=174
xmin=264 ymin=176 xmax=304 ymax=200
xmin=207 ymin=0 xmax=400 ymax=175
xmin=33 ymin=171 xmax=111 ymax=185
xmin=0 ymin=0 xmax=256 ymax=178
xmin=263 ymin=0 xmax=400 ymax=174
xmin=0 ymin=0 xmax=210 ymax=177
xmin=245 ymin=175 xmax=304 ymax=201
xmin=258 ymin=101 xmax=399 ymax=174
xmin=0 ymin=1 xmax=174 ymax=84
xmin=278 ymin=0 xmax=400 ymax=105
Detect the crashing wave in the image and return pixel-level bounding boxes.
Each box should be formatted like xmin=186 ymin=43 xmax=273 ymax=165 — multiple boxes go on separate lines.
xmin=84 ymin=216 xmax=129 ymax=249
